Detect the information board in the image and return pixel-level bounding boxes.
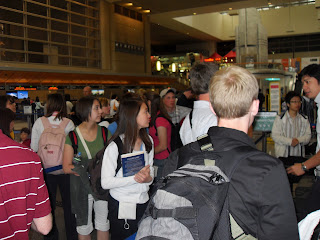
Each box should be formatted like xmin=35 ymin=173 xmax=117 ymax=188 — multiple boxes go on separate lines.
xmin=253 ymin=112 xmax=277 ymax=132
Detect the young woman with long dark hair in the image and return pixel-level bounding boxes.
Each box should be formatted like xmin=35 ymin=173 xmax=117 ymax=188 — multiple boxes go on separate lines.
xmin=101 ymin=97 xmax=154 ymax=240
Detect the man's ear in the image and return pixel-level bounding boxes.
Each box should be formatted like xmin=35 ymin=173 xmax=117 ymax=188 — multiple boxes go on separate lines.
xmin=209 ymin=103 xmax=217 ymax=116
xmin=251 ymin=99 xmax=259 ymax=116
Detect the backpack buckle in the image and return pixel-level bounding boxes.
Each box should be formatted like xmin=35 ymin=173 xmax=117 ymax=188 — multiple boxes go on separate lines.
xmin=197 ymin=134 xmax=214 ymax=151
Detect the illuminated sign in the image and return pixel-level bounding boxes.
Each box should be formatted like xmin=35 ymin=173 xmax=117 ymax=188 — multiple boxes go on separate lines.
xmin=48 ymin=86 xmax=58 ymax=90
xmin=14 ymin=87 xmax=37 ymax=90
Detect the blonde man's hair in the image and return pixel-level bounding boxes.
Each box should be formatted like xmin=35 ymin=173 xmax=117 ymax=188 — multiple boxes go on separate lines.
xmin=209 ymin=65 xmax=258 ymax=119
xmin=99 ymin=97 xmax=109 ymax=107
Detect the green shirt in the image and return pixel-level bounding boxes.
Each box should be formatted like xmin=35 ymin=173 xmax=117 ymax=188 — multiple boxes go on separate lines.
xmin=65 ymin=125 xmax=108 ymax=168
xmin=65 ymin=125 xmax=111 ymax=226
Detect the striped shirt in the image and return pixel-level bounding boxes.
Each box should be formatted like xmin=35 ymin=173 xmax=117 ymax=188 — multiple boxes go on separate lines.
xmin=0 ymin=130 xmax=51 ymax=240
xmin=272 ymin=111 xmax=311 ymax=158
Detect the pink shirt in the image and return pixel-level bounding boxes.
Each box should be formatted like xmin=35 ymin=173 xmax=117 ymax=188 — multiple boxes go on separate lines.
xmin=149 ymin=116 xmax=172 ymax=160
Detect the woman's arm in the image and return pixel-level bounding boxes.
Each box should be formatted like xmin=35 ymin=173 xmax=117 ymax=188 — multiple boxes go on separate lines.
xmin=154 ymin=126 xmax=168 ymax=154
xmin=30 ymin=118 xmax=43 ymax=152
xmin=62 ymin=144 xmax=78 ymax=175
xmin=101 ymin=141 xmax=136 ymax=190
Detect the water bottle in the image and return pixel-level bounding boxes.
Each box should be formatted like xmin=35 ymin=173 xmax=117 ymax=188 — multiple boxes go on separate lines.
xmin=73 ymin=152 xmax=82 ymax=165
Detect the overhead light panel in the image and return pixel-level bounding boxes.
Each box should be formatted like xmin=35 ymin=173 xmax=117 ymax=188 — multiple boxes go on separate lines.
xmin=265 ymin=78 xmax=280 ymax=81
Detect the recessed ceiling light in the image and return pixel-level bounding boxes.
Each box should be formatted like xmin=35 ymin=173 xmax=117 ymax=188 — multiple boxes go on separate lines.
xmin=124 ymin=2 xmax=133 ymax=6
xmin=268 ymin=2 xmax=272 ymax=5
xmin=193 ymin=12 xmax=197 ymax=15
xmin=229 ymin=7 xmax=232 ymax=10
xmin=135 ymin=6 xmax=142 ymax=9
xmin=143 ymin=9 xmax=150 ymax=13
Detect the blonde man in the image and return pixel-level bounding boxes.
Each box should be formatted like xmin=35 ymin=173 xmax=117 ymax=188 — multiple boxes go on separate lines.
xmin=163 ymin=66 xmax=299 ymax=239
xmin=98 ymin=98 xmax=111 ymax=128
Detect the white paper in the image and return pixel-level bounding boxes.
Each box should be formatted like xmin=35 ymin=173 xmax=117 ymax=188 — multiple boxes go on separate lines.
xmin=118 ymin=202 xmax=136 ymax=220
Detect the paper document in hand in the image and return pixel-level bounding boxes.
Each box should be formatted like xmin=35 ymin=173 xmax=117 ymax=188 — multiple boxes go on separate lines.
xmin=121 ymin=151 xmax=145 ymax=177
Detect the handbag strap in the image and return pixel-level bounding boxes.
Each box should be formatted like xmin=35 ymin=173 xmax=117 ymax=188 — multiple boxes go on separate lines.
xmin=76 ymin=127 xmax=92 ymax=159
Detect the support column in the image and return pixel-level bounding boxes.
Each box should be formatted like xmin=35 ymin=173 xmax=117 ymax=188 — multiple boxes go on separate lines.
xmin=143 ymin=15 xmax=151 ymax=74
xmin=100 ymin=1 xmax=112 ymax=70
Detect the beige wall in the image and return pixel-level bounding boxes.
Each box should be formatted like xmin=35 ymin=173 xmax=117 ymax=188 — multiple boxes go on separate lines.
xmin=111 ymin=13 xmax=147 ymax=73
xmin=98 ymin=3 xmax=151 ymax=74
xmin=260 ymin=4 xmax=319 ymax=37
xmin=175 ymin=4 xmax=319 ymax=41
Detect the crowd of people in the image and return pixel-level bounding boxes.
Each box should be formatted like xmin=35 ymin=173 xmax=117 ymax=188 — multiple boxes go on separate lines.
xmin=1 ymin=63 xmax=320 ymax=239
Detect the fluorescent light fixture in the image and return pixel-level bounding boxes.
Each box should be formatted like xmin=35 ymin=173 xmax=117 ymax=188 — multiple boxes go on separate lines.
xmin=172 ymin=63 xmax=176 ymax=72
xmin=156 ymin=61 xmax=161 ymax=71
xmin=265 ymin=78 xmax=280 ymax=81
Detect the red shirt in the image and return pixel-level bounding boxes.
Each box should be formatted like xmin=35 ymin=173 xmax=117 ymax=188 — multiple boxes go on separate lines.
xmin=0 ymin=130 xmax=51 ymax=239
xmin=21 ymin=139 xmax=31 ymax=148
xmin=149 ymin=116 xmax=172 ymax=159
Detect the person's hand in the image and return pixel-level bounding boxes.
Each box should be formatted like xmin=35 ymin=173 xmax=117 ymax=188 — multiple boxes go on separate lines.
xmin=291 ymin=138 xmax=299 ymax=147
xmin=287 ymin=163 xmax=305 ymax=176
xmin=134 ymin=165 xmax=152 ymax=183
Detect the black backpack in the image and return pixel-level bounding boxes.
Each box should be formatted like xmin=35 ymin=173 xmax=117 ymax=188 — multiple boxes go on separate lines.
xmin=155 ymin=113 xmax=183 ymax=153
xmin=68 ymin=127 xmax=122 ymax=200
xmin=136 ymin=134 xmax=258 ymax=240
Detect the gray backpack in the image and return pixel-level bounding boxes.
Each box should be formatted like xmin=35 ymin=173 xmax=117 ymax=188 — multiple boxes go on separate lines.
xmin=136 ymin=134 xmax=258 ymax=240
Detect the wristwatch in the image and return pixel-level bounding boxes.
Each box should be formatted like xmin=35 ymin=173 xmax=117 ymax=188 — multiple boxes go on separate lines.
xmin=301 ymin=162 xmax=308 ymax=172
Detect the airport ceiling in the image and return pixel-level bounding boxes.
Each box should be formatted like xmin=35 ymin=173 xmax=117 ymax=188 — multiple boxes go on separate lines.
xmin=108 ymin=0 xmax=302 ymax=45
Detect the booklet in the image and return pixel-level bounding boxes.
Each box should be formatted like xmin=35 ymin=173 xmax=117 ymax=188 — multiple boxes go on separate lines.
xmin=121 ymin=151 xmax=145 ymax=177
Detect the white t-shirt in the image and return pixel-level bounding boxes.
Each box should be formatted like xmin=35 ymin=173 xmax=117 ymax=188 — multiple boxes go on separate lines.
xmin=180 ymin=101 xmax=217 ymax=145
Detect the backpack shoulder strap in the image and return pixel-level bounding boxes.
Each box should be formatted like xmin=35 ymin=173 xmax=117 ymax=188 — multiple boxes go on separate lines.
xmin=59 ymin=118 xmax=70 ymax=130
xmin=189 ymin=109 xmax=193 ymax=129
xmin=101 ymin=126 xmax=110 ymax=146
xmin=196 ymin=133 xmax=258 ymax=178
xmin=41 ymin=117 xmax=51 ymax=128
xmin=113 ymin=136 xmax=123 ymax=174
xmin=68 ymin=130 xmax=78 ymax=155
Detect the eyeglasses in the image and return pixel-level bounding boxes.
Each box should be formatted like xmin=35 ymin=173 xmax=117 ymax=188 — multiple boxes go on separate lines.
xmin=290 ymin=101 xmax=302 ymax=104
